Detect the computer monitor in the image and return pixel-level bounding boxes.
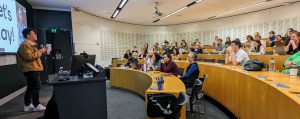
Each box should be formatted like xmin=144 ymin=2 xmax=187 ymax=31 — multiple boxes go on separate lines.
xmin=70 ymin=54 xmax=96 ymax=76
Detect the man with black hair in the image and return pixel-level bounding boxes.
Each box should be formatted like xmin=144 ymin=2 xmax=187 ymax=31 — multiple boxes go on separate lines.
xmin=160 ymin=54 xmax=180 ymax=76
xmin=17 ymin=28 xmax=48 ymax=112
xmin=269 ymin=31 xmax=276 ymax=42
xmin=225 ymin=40 xmax=249 ymax=66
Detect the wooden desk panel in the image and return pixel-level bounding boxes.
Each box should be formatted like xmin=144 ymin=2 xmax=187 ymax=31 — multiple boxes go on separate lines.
xmin=110 ymin=68 xmax=186 ymax=119
xmin=178 ymin=54 xmax=289 ymax=71
xmin=175 ymin=61 xmax=300 ymax=119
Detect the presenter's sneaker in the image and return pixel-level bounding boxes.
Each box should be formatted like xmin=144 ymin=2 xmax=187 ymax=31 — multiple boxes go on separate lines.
xmin=24 ymin=104 xmax=34 ymax=112
xmin=32 ymin=104 xmax=46 ymax=112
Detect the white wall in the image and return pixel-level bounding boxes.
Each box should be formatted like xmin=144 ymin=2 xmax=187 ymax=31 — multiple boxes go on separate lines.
xmin=72 ymin=2 xmax=300 ymax=66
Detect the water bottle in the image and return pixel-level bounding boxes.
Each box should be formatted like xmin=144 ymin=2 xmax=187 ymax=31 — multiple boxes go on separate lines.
xmin=268 ymin=58 xmax=276 ymax=72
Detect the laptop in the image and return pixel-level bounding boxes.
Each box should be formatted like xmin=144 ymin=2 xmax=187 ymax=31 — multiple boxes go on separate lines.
xmin=272 ymin=47 xmax=287 ymax=55
xmin=274 ymin=41 xmax=285 ymax=47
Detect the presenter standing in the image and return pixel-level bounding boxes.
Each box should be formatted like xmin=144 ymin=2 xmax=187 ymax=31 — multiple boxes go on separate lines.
xmin=17 ymin=28 xmax=47 ymax=112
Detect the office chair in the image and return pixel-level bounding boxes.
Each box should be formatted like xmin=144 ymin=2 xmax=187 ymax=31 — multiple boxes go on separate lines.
xmin=188 ymin=74 xmax=208 ymax=115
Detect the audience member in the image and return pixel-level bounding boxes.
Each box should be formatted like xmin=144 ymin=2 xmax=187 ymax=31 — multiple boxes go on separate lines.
xmin=248 ymin=40 xmax=265 ymax=55
xmin=151 ymin=53 xmax=162 ymax=71
xmin=225 ymin=40 xmax=249 ymax=66
xmin=270 ymin=35 xmax=284 ymax=47
xmin=225 ymin=37 xmax=231 ymax=48
xmin=160 ymin=54 xmax=180 ymax=76
xmin=180 ymin=40 xmax=188 ymax=54
xmin=214 ymin=38 xmax=224 ymax=52
xmin=194 ymin=43 xmax=202 ymax=54
xmin=285 ymin=31 xmax=300 ymax=55
xmin=244 ymin=35 xmax=254 ymax=48
xmin=180 ymin=52 xmax=200 ymax=88
xmin=123 ymin=49 xmax=132 ymax=59
xmin=269 ymin=31 xmax=276 ymax=42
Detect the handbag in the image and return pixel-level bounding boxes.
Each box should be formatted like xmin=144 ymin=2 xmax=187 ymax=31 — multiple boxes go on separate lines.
xmin=243 ymin=59 xmax=265 ymax=71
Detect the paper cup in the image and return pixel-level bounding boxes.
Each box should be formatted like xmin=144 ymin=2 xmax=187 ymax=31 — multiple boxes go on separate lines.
xmin=290 ymin=69 xmax=298 ymax=76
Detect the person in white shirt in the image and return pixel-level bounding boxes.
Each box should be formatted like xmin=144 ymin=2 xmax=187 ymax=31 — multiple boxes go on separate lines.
xmin=248 ymin=40 xmax=265 ymax=55
xmin=225 ymin=40 xmax=250 ymax=66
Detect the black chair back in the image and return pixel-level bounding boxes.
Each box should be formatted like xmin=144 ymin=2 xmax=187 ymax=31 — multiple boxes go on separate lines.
xmin=203 ymin=59 xmax=215 ymax=63
xmin=265 ymin=51 xmax=273 ymax=55
xmin=189 ymin=79 xmax=202 ymax=113
xmin=217 ymin=59 xmax=225 ymax=64
xmin=196 ymin=58 xmax=202 ymax=62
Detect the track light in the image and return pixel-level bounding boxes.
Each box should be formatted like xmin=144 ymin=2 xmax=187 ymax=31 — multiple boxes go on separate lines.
xmin=153 ymin=0 xmax=204 ymax=23
xmin=111 ymin=0 xmax=129 ymax=19
xmin=119 ymin=0 xmax=128 ymax=8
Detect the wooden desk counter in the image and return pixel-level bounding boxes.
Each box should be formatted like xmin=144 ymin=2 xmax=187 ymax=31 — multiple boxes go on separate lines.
xmin=179 ymin=54 xmax=289 ymax=71
xmin=175 ymin=61 xmax=300 ymax=119
xmin=110 ymin=68 xmax=186 ymax=119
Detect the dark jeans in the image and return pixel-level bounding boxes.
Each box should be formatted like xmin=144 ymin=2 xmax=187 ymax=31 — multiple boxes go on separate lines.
xmin=24 ymin=71 xmax=41 ymax=107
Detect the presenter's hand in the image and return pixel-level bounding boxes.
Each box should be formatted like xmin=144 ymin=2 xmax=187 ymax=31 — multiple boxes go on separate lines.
xmin=40 ymin=47 xmax=47 ymax=54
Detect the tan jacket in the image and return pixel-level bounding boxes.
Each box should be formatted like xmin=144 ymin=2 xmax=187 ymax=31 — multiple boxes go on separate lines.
xmin=17 ymin=39 xmax=43 ymax=72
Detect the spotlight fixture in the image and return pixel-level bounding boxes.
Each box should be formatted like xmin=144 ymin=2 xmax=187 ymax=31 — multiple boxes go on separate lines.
xmin=153 ymin=0 xmax=204 ymax=23
xmin=111 ymin=0 xmax=129 ymax=19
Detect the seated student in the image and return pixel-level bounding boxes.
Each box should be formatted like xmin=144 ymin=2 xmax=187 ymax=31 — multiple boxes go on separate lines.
xmin=214 ymin=38 xmax=224 ymax=52
xmin=123 ymin=49 xmax=132 ymax=59
xmin=180 ymin=40 xmax=189 ymax=54
xmin=244 ymin=35 xmax=254 ymax=48
xmin=282 ymin=51 xmax=300 ymax=75
xmin=145 ymin=51 xmax=154 ymax=70
xmin=284 ymin=31 xmax=300 ymax=55
xmin=194 ymin=43 xmax=202 ymax=54
xmin=248 ymin=40 xmax=265 ymax=55
xmin=139 ymin=48 xmax=147 ymax=59
xmin=180 ymin=52 xmax=200 ymax=88
xmin=171 ymin=48 xmax=180 ymax=60
xmin=269 ymin=31 xmax=276 ymax=42
xmin=160 ymin=54 xmax=180 ymax=76
xmin=150 ymin=53 xmax=161 ymax=71
xmin=126 ymin=57 xmax=138 ymax=69
xmin=224 ymin=37 xmax=231 ymax=48
xmin=284 ymin=28 xmax=294 ymax=46
xmin=225 ymin=40 xmax=250 ymax=66
xmin=132 ymin=46 xmax=138 ymax=54
xmin=270 ymin=35 xmax=284 ymax=47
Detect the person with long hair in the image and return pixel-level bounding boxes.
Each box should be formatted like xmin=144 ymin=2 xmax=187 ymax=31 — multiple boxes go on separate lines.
xmin=284 ymin=28 xmax=294 ymax=46
xmin=225 ymin=37 xmax=231 ymax=48
xmin=151 ymin=53 xmax=162 ymax=71
xmin=180 ymin=40 xmax=188 ymax=54
xmin=285 ymin=31 xmax=300 ymax=55
xmin=244 ymin=35 xmax=254 ymax=48
xmin=123 ymin=49 xmax=132 ymax=59
xmin=248 ymin=40 xmax=265 ymax=55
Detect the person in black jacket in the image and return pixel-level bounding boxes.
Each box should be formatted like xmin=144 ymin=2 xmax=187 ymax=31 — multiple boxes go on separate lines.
xmin=285 ymin=31 xmax=300 ymax=55
xmin=123 ymin=49 xmax=132 ymax=59
xmin=180 ymin=52 xmax=200 ymax=88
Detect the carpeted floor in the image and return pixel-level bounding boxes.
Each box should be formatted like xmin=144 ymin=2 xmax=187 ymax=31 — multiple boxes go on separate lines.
xmin=0 ymin=81 xmax=233 ymax=119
